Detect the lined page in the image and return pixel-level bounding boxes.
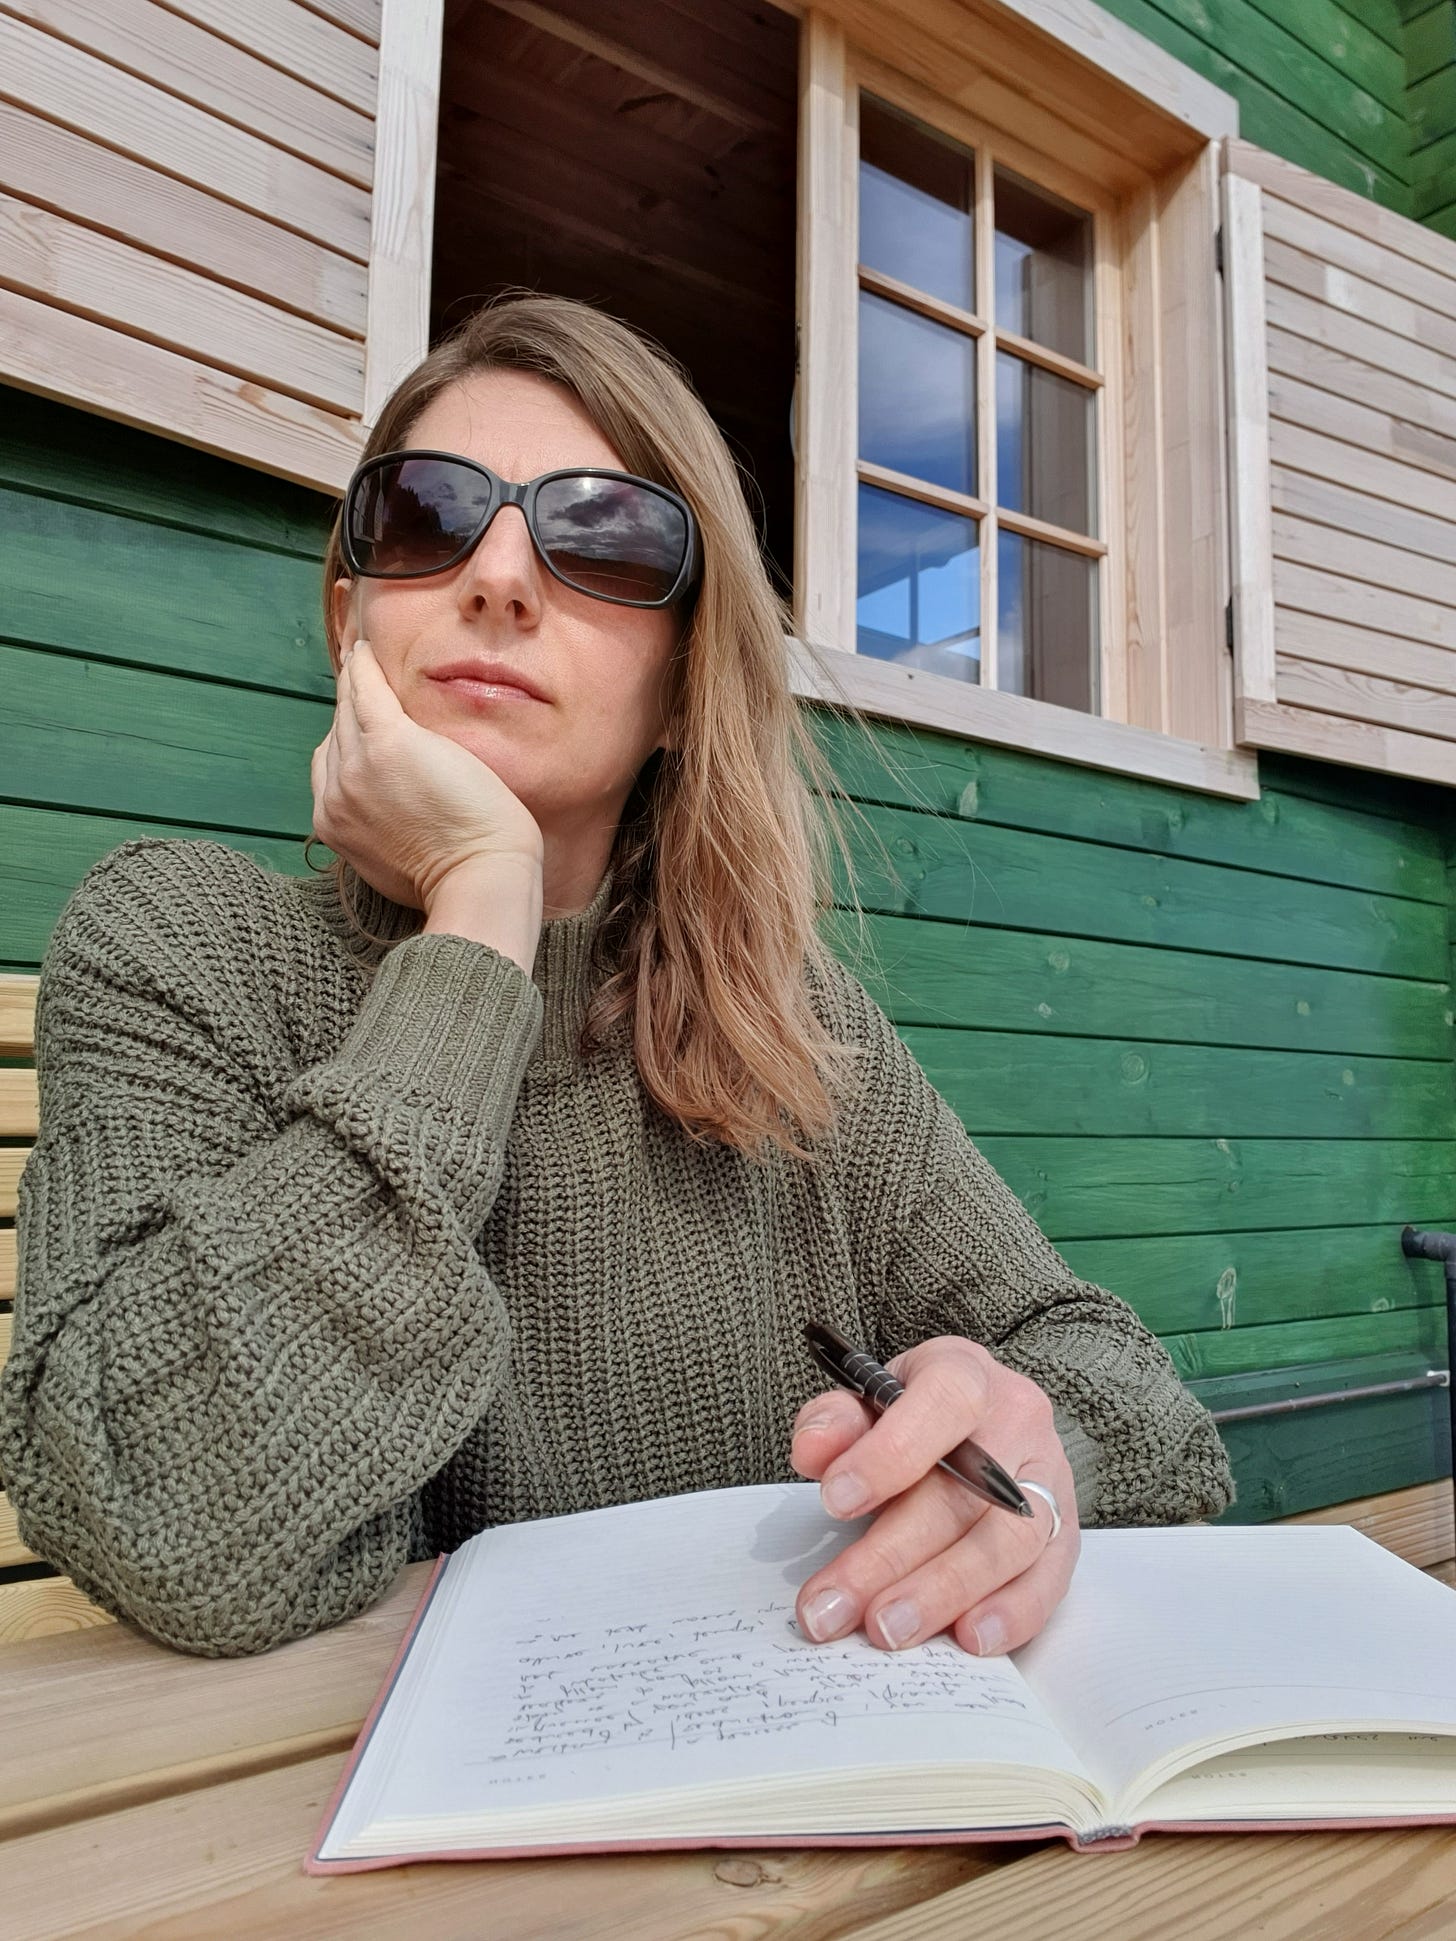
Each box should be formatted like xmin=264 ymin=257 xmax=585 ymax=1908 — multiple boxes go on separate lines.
xmin=1015 ymin=1526 xmax=1456 ymax=1813
xmin=323 ymin=1482 xmax=1091 ymax=1851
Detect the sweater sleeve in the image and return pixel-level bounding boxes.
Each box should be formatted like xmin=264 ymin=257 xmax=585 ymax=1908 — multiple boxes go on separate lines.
xmin=0 ymin=842 xmax=543 ymax=1657
xmin=820 ymin=958 xmax=1234 ymax=1528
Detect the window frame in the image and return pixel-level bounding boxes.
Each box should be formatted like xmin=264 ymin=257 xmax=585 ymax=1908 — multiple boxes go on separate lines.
xmin=788 ymin=4 xmax=1258 ymax=801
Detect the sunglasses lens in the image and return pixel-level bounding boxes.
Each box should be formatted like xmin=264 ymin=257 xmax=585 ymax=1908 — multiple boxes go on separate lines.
xmin=535 ymin=475 xmax=688 ymax=604
xmin=347 ymin=458 xmax=490 ymax=574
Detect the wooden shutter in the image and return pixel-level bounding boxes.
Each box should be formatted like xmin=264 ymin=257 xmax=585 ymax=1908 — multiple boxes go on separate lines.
xmin=0 ymin=0 xmax=442 ymax=492
xmin=1224 ymin=136 xmax=1456 ymax=787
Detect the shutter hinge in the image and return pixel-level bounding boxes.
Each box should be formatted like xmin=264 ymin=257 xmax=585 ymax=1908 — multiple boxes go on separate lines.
xmin=1225 ymin=598 xmax=1235 ymax=652
xmin=1215 ymin=223 xmax=1225 ymax=275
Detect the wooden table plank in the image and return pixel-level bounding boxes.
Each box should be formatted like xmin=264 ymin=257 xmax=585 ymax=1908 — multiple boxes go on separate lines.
xmin=843 ymin=1826 xmax=1456 ymax=1940
xmin=0 ymin=1562 xmax=433 ymax=1838
xmin=4 ymin=1752 xmax=1009 ymax=1941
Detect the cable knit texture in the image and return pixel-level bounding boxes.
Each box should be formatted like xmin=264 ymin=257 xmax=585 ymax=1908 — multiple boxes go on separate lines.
xmin=0 ymin=839 xmax=1233 ymax=1656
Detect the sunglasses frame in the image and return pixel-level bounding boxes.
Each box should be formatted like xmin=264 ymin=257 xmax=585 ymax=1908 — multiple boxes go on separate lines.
xmin=340 ymin=448 xmax=701 ymax=610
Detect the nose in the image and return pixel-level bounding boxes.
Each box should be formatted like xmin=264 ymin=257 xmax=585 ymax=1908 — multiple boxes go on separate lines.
xmin=455 ymin=501 xmax=543 ymax=624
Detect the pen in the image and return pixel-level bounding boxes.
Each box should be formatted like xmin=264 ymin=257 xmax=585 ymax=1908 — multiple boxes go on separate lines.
xmin=803 ymin=1320 xmax=1034 ymax=1519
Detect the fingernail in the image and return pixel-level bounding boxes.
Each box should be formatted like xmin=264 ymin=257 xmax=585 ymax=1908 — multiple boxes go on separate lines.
xmin=801 ymin=1586 xmax=853 ymax=1640
xmin=822 ymin=1472 xmax=868 ymax=1517
xmin=878 ymin=1599 xmax=921 ymax=1649
xmin=971 ymin=1613 xmax=1008 ymax=1656
xmin=797 ymin=1414 xmax=835 ymax=1437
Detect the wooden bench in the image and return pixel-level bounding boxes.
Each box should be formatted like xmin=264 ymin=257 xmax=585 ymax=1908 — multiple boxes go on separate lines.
xmin=1 ymin=972 xmax=1452 ymax=1648
xmin=1 ymin=973 xmax=114 ymax=1641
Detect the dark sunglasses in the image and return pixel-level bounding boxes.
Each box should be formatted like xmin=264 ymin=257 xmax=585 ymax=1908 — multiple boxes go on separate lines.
xmin=341 ymin=449 xmax=700 ymax=610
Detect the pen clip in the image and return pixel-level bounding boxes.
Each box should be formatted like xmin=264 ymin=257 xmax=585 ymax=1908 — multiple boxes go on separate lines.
xmin=804 ymin=1320 xmax=871 ymax=1397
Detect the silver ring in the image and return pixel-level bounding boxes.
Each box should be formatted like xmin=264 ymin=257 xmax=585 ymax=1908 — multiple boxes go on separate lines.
xmin=1018 ymin=1479 xmax=1062 ymax=1544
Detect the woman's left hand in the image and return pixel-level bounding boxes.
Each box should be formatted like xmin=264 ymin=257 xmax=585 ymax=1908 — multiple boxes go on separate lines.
xmin=789 ymin=1335 xmax=1080 ymax=1656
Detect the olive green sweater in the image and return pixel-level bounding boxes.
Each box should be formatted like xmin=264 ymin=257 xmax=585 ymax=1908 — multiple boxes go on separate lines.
xmin=0 ymin=839 xmax=1232 ymax=1657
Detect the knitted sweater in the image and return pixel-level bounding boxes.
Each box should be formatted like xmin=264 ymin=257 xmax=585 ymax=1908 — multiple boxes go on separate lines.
xmin=0 ymin=839 xmax=1233 ymax=1658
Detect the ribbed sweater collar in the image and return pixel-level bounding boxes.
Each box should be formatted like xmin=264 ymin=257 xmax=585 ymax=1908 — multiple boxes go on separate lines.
xmin=296 ymin=863 xmax=616 ymax=1064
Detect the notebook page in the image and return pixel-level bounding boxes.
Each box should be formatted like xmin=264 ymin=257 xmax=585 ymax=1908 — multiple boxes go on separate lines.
xmin=1014 ymin=1526 xmax=1456 ymax=1814
xmin=324 ymin=1482 xmax=1094 ymax=1849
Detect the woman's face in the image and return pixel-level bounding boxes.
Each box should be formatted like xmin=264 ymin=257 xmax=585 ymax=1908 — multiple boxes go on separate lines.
xmin=331 ymin=369 xmax=681 ymax=842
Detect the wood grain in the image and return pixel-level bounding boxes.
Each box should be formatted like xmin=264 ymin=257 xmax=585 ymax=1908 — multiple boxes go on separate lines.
xmin=0 ymin=1579 xmax=113 ymax=1650
xmin=0 ymin=1148 xmax=26 ymax=1220
xmin=846 ymin=1825 xmax=1456 ymax=1940
xmin=1 ymin=0 xmax=375 ymax=188
xmin=1286 ymin=1480 xmax=1454 ymax=1569
xmin=0 ymin=1071 xmax=37 ymax=1141
xmin=2 ymin=1750 xmax=1009 ymax=1940
xmin=0 ymin=1562 xmax=432 ymax=1837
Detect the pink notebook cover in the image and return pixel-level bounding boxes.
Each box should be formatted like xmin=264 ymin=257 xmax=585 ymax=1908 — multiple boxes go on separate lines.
xmin=303 ymin=1561 xmax=1456 ymax=1875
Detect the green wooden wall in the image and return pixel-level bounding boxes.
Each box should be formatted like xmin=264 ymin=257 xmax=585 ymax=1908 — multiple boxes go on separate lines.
xmin=1098 ymin=0 xmax=1414 ymax=210
xmin=4 ymin=0 xmax=1456 ymax=1523
xmin=2 ymin=384 xmax=1452 ymax=1521
xmin=1404 ymin=0 xmax=1456 ymax=234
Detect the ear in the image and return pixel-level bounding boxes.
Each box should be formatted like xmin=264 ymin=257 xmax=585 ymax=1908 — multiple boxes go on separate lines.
xmin=330 ymin=575 xmax=355 ymax=655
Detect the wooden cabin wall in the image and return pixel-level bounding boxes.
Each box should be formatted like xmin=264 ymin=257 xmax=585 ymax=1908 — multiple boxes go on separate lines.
xmin=1097 ymin=0 xmax=1413 ymax=210
xmin=1404 ymin=0 xmax=1456 ymax=236
xmin=0 ymin=0 xmax=1451 ymax=1521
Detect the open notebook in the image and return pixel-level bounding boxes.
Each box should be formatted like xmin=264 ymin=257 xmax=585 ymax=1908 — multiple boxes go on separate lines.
xmin=306 ymin=1481 xmax=1456 ymax=1871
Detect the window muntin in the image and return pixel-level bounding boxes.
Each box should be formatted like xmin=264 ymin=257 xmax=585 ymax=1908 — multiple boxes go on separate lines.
xmin=853 ymin=93 xmax=1106 ymax=713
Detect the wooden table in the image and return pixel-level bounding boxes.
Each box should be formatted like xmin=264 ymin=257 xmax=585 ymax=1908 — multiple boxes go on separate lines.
xmin=4 ymin=1567 xmax=1456 ymax=1941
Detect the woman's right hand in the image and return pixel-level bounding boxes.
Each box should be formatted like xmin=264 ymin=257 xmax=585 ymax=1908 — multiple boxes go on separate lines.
xmin=310 ymin=638 xmax=544 ymax=915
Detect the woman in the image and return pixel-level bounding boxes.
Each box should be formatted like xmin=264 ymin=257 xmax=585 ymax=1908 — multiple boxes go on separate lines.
xmin=0 ymin=297 xmax=1232 ymax=1660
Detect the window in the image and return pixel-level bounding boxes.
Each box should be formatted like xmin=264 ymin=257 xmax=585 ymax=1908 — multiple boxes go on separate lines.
xmin=854 ymin=98 xmax=1105 ymax=712
xmin=793 ymin=8 xmax=1252 ymax=800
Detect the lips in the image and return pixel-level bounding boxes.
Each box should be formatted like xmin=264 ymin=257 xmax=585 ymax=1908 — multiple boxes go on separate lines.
xmin=426 ymin=660 xmax=551 ymax=702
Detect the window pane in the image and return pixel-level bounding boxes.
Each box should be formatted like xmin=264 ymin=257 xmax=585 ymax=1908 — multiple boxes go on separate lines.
xmin=994 ymin=167 xmax=1092 ymax=364
xmin=857 ymin=482 xmax=980 ymax=681
xmin=997 ymin=530 xmax=1098 ymax=712
xmin=996 ymin=351 xmax=1095 ymax=536
xmin=859 ymin=95 xmax=974 ymax=312
xmin=860 ymin=291 xmax=976 ymax=495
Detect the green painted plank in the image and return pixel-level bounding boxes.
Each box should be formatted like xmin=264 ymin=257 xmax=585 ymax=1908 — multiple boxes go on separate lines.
xmin=1410 ymin=120 xmax=1456 ymax=186
xmin=840 ymin=802 xmax=1448 ymax=979
xmin=809 ymin=714 xmax=1447 ymax=903
xmin=1062 ymin=1223 xmax=1448 ymax=1332
xmin=1361 ymin=0 xmax=1412 ymax=47
xmin=1161 ymin=1305 xmax=1445 ymax=1381
xmin=1249 ymin=0 xmax=1408 ymax=112
xmin=1414 ymin=159 xmax=1456 ymax=215
xmin=1205 ymin=1377 xmax=1450 ymax=1521
xmin=1 ymin=488 xmax=333 ymax=699
xmin=1410 ymin=62 xmax=1456 ymax=148
xmin=1095 ymin=0 xmax=1410 ymax=202
xmin=1255 ymin=750 xmax=1452 ymax=827
xmin=980 ymin=1135 xmax=1456 ymax=1238
xmin=1115 ymin=0 xmax=1412 ymax=180
xmin=1 ymin=643 xmax=325 ymax=834
xmin=0 ymin=385 xmax=333 ymax=557
xmin=823 ymin=909 xmax=1451 ymax=1060
xmin=1404 ymin=1 xmax=1456 ymax=82
xmin=905 ymin=1027 xmax=1450 ymax=1137
xmin=0 ymin=805 xmax=310 ymax=967
xmin=1421 ymin=199 xmax=1456 ymax=234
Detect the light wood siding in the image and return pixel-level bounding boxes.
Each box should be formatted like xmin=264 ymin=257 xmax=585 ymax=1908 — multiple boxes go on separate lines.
xmin=0 ymin=0 xmax=441 ymax=491
xmin=1225 ymin=136 xmax=1456 ymax=786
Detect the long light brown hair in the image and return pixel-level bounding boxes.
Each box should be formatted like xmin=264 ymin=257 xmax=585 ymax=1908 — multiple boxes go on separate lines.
xmin=319 ymin=294 xmax=878 ymax=1163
